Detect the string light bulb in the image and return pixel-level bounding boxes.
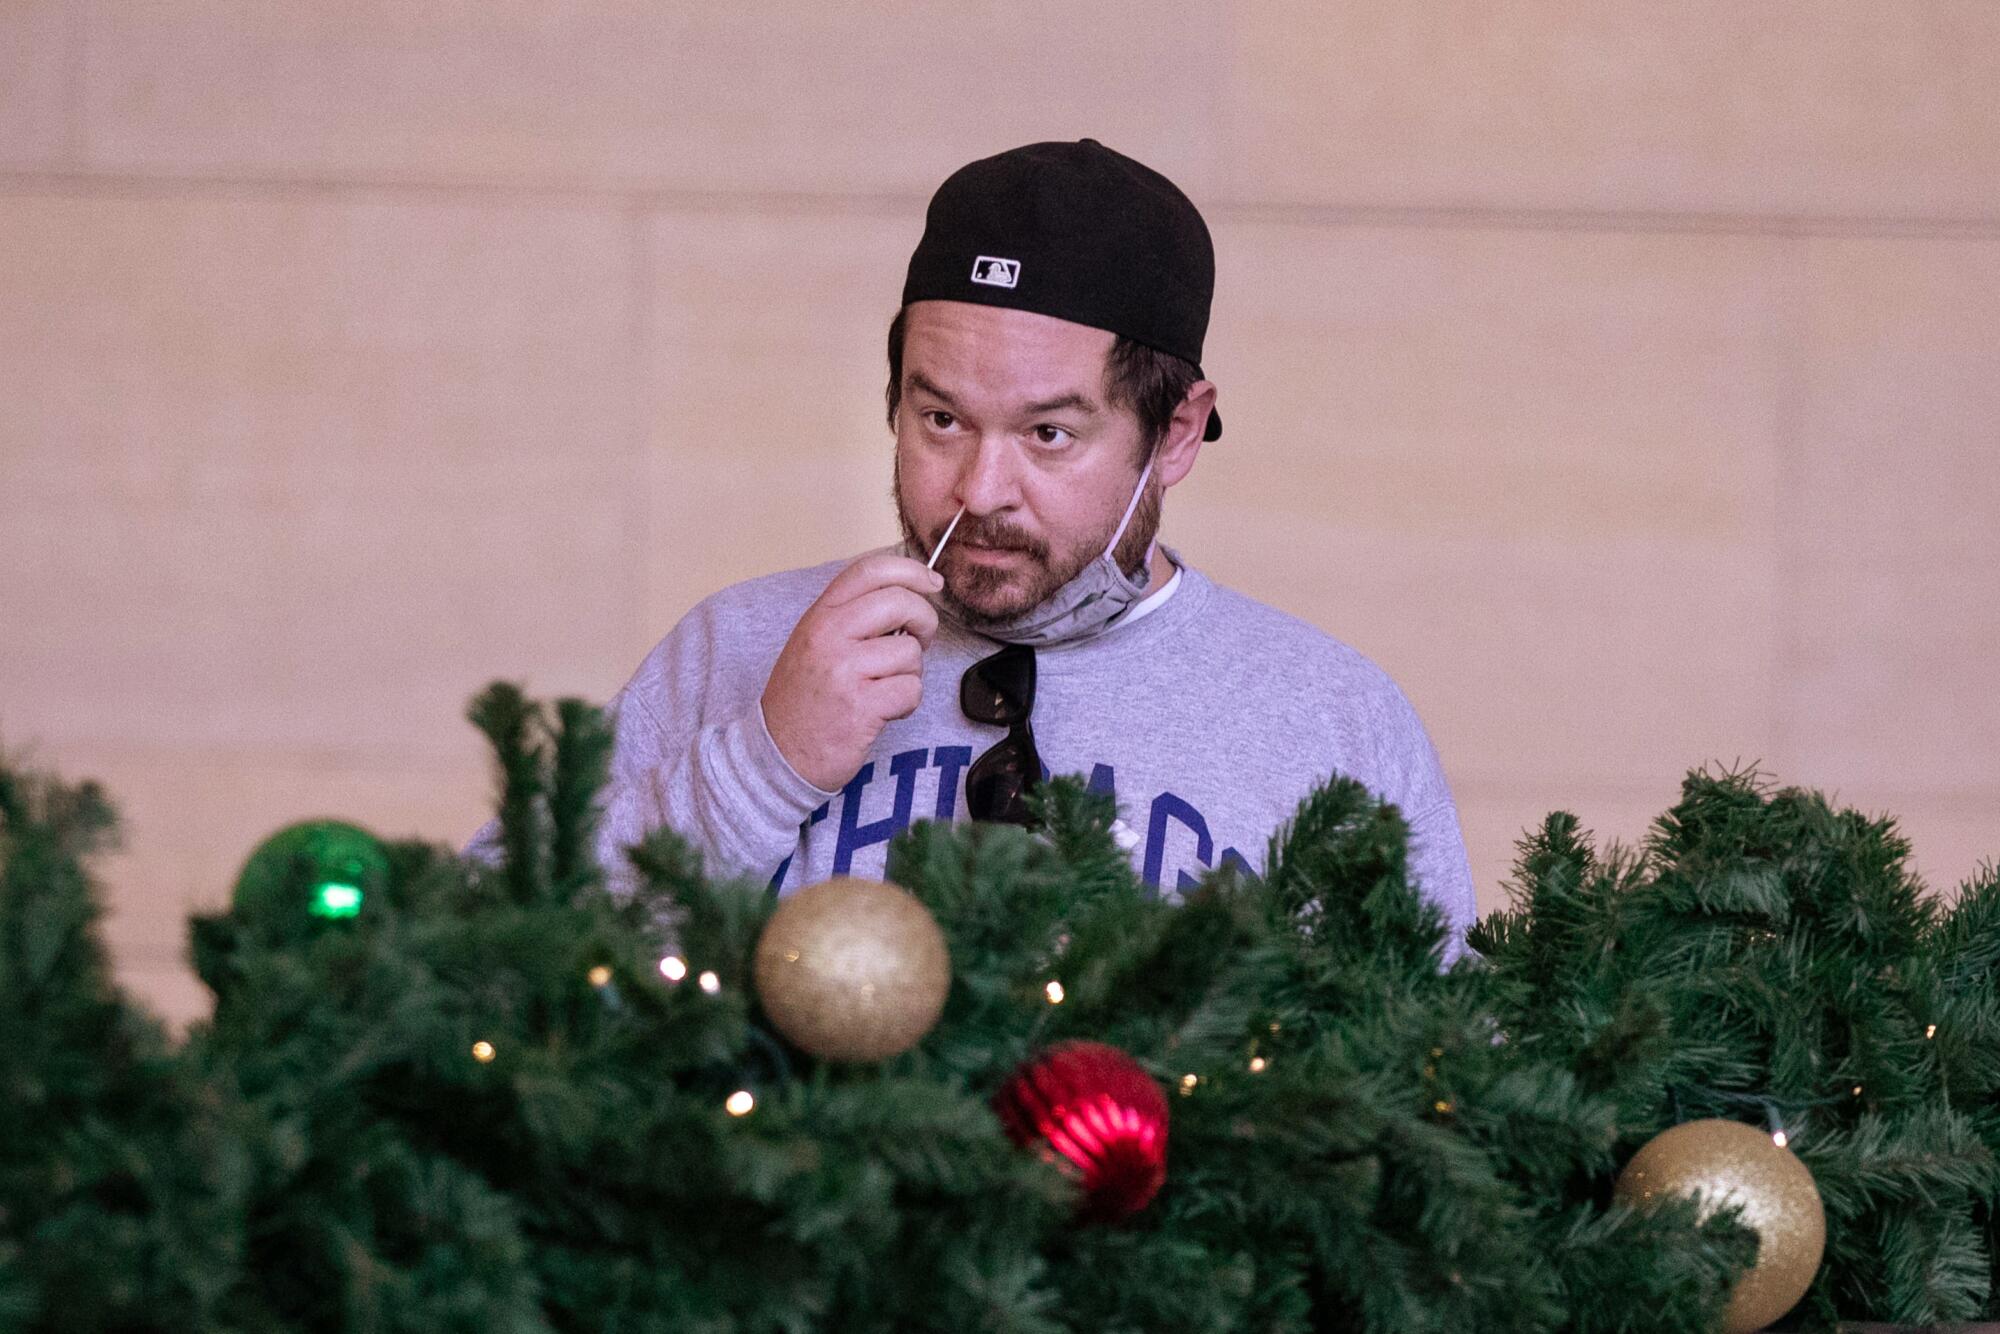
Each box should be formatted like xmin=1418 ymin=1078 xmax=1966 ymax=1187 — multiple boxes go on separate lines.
xmin=1927 ymin=1024 xmax=1938 ymax=1039
xmin=725 ymin=1090 xmax=755 ymax=1117
xmin=471 ymin=1040 xmax=496 ymax=1064
xmin=1772 ymin=1129 xmax=1790 ymax=1148
xmin=587 ymin=965 xmax=612 ymax=987
xmin=659 ymin=956 xmax=688 ymax=982
xmin=1248 ymin=1056 xmax=1269 ymax=1073
xmin=1179 ymin=1073 xmax=1198 ymax=1096
xmin=309 ymin=882 xmax=364 ymax=919
xmin=698 ymin=970 xmax=722 ymax=994
xmin=1044 ymin=980 xmax=1065 ymax=1005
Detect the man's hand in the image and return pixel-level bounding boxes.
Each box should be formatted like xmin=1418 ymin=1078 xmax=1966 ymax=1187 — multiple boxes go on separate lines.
xmin=761 ymin=553 xmax=944 ymax=793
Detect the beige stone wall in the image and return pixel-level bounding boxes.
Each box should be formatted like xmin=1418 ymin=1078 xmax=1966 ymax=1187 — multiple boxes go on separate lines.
xmin=2 ymin=3 xmax=1995 ymax=1025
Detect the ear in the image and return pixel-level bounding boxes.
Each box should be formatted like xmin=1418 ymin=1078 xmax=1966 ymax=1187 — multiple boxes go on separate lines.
xmin=1154 ymin=380 xmax=1217 ymax=489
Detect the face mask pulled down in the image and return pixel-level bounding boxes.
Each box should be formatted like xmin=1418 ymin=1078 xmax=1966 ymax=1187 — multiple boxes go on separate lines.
xmin=927 ymin=452 xmax=1159 ymax=649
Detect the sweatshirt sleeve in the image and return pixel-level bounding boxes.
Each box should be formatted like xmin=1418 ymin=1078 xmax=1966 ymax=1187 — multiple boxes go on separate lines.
xmin=464 ymin=589 xmax=838 ymax=896
xmin=1354 ymin=672 xmax=1478 ymax=964
xmin=593 ymin=687 xmax=834 ymax=895
xmin=1405 ymin=799 xmax=1477 ymax=964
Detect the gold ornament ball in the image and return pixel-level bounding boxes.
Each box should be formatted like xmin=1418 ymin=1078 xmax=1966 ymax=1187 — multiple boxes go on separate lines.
xmin=752 ymin=876 xmax=951 ymax=1063
xmin=1615 ymin=1119 xmax=1826 ymax=1334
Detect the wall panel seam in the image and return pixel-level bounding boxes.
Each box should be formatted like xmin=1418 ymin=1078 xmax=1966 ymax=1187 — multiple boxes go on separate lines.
xmin=1 ymin=168 xmax=1998 ymax=242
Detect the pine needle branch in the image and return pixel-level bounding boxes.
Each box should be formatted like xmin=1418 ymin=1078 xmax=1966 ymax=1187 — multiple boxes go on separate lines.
xmin=547 ymin=698 xmax=614 ymax=892
xmin=468 ymin=682 xmax=548 ymax=905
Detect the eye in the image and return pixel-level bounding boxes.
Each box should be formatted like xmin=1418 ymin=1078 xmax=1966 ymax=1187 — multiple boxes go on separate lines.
xmin=923 ymin=410 xmax=957 ymax=432
xmin=1032 ymin=424 xmax=1074 ymax=448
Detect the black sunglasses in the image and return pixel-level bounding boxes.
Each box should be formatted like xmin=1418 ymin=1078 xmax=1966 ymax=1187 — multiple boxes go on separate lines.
xmin=961 ymin=643 xmax=1041 ymax=826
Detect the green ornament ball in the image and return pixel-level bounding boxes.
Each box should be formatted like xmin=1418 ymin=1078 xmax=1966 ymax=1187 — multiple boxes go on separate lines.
xmin=232 ymin=819 xmax=389 ymax=926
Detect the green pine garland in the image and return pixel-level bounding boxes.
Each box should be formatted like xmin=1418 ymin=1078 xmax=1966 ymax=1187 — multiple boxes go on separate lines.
xmin=2 ymin=691 xmax=1995 ymax=1331
xmin=0 ymin=766 xmax=235 ymax=1328
xmin=1474 ymin=770 xmax=2000 ymax=1327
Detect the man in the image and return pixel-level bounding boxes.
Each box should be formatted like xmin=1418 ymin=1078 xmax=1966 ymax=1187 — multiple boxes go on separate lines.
xmin=476 ymin=140 xmax=1475 ymax=954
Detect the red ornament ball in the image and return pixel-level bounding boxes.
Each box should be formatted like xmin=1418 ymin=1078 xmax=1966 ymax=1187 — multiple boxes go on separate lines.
xmin=993 ymin=1040 xmax=1170 ymax=1222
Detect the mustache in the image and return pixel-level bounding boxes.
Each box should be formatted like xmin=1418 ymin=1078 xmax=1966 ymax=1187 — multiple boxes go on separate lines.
xmin=938 ymin=517 xmax=1048 ymax=561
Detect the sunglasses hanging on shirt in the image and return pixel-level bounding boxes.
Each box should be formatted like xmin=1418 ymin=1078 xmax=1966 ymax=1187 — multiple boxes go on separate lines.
xmin=960 ymin=643 xmax=1041 ymax=826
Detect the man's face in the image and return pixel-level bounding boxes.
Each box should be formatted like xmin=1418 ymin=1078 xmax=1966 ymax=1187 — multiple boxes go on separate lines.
xmin=892 ymin=300 xmax=1160 ymax=630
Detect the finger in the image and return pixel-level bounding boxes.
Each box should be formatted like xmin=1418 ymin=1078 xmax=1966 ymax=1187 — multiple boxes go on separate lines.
xmin=852 ymin=632 xmax=923 ymax=681
xmin=866 ymin=673 xmax=924 ymax=722
xmin=904 ymin=596 xmax=940 ymax=650
xmin=837 ymin=586 xmax=940 ymax=643
xmin=820 ymin=552 xmax=944 ymax=609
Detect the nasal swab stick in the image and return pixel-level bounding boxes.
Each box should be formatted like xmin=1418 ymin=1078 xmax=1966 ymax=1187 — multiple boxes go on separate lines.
xmin=893 ymin=506 xmax=964 ymax=638
xmin=926 ymin=506 xmax=965 ymax=571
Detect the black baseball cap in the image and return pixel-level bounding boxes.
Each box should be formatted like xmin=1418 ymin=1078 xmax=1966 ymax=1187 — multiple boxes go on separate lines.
xmin=901 ymin=139 xmax=1221 ymax=442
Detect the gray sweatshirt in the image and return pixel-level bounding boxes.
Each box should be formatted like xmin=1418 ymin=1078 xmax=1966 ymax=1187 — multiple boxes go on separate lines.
xmin=469 ymin=546 xmax=1476 ymax=955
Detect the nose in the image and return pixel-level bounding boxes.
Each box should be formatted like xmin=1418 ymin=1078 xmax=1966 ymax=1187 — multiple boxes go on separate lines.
xmin=952 ymin=433 xmax=1021 ymax=518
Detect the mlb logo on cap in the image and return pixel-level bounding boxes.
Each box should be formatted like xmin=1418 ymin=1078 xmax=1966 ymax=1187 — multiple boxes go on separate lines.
xmin=970 ymin=256 xmax=1020 ymax=288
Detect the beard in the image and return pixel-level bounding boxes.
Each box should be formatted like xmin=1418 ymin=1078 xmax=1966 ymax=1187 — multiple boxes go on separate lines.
xmin=892 ymin=451 xmax=1163 ymax=633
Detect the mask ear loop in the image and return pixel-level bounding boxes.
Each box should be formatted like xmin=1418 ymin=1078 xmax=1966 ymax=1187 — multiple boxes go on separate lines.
xmin=1103 ymin=446 xmax=1159 ymax=569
